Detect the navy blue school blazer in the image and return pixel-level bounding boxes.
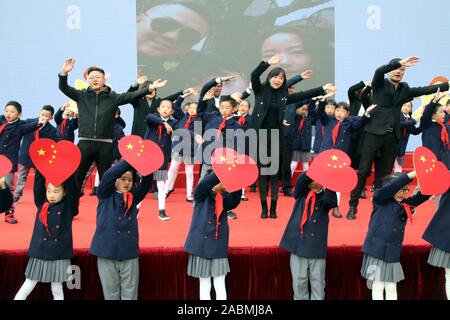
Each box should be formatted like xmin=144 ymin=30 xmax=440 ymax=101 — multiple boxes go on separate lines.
xmin=361 ymin=174 xmax=430 ymax=263
xmin=423 ymin=188 xmax=450 ymax=253
xmin=54 ymin=108 xmax=78 ymax=142
xmin=184 ymin=172 xmax=242 ymax=259
xmin=292 ymin=101 xmax=317 ymax=152
xmin=90 ymin=160 xmax=152 ymax=261
xmin=18 ymin=122 xmax=57 ymax=168
xmin=279 ymin=172 xmax=337 ymax=259
xmin=27 ymin=171 xmax=78 ymax=260
xmin=397 ymin=113 xmax=421 ymax=157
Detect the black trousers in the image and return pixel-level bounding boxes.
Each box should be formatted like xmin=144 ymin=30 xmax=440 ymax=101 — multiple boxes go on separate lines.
xmin=76 ymin=140 xmax=113 ymax=195
xmin=280 ymin=137 xmax=293 ymax=191
xmin=349 ymin=132 xmax=399 ymax=208
xmin=257 ymin=129 xmax=280 ymax=201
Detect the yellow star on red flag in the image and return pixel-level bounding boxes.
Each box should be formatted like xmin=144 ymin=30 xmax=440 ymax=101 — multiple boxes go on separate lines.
xmin=37 ymin=148 xmax=46 ymax=156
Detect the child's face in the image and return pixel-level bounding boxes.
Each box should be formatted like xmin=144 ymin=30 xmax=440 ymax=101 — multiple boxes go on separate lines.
xmin=288 ymin=86 xmax=295 ymax=95
xmin=432 ymin=106 xmax=445 ymax=122
xmin=238 ymin=101 xmax=250 ymax=115
xmin=296 ymin=104 xmax=308 ymax=117
xmin=394 ymin=186 xmax=410 ymax=202
xmin=63 ymin=109 xmax=74 ymax=118
xmin=325 ymin=104 xmax=335 ymax=116
xmin=334 ymin=107 xmax=349 ymax=121
xmin=39 ymin=110 xmax=53 ymax=124
xmin=401 ymin=102 xmax=412 ymax=114
xmin=308 ymin=181 xmax=324 ymax=193
xmin=115 ymin=171 xmax=133 ymax=193
xmin=46 ymin=183 xmax=65 ymax=203
xmin=186 ymin=103 xmax=198 ymax=116
xmin=219 ymin=101 xmax=234 ymax=118
xmin=4 ymin=105 xmax=21 ymax=122
xmin=157 ymin=100 xmax=174 ymax=118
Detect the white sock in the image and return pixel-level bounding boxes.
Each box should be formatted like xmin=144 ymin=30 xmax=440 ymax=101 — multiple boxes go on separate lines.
xmin=336 ymin=192 xmax=341 ymax=206
xmin=241 ymin=188 xmax=245 ymax=197
xmin=372 ymin=281 xmax=385 ymax=300
xmin=199 ymin=277 xmax=211 ymax=300
xmin=166 ymin=159 xmax=181 ymax=193
xmin=302 ymin=161 xmax=309 ymax=171
xmin=51 ymin=282 xmax=64 ymax=300
xmin=213 ymin=275 xmax=227 ymax=300
xmin=384 ymin=282 xmax=397 ymax=300
xmin=14 ymin=279 xmax=38 ymax=300
xmin=94 ymin=170 xmax=100 ymax=187
xmin=157 ymin=180 xmax=166 ymax=210
xmin=393 ymin=159 xmax=402 ymax=174
xmin=445 ymin=268 xmax=450 ymax=300
xmin=185 ymin=164 xmax=194 ymax=198
xmin=290 ymin=161 xmax=298 ymax=177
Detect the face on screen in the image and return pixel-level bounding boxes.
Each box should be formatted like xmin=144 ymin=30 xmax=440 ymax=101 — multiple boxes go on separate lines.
xmin=137 ymin=4 xmax=209 ymax=57
xmin=261 ymin=32 xmax=312 ymax=78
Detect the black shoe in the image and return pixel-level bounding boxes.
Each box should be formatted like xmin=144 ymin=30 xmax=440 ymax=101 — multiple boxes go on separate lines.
xmin=227 ymin=211 xmax=237 ymax=219
xmin=260 ymin=200 xmax=268 ymax=219
xmin=346 ymin=206 xmax=357 ymax=220
xmin=89 ymin=187 xmax=97 ymax=196
xmin=249 ymin=185 xmax=256 ymax=193
xmin=269 ymin=200 xmax=277 ymax=219
xmin=360 ymin=189 xmax=367 ymax=199
xmin=158 ymin=210 xmax=170 ymax=221
xmin=166 ymin=188 xmax=175 ymax=199
xmin=241 ymin=195 xmax=249 ymax=201
xmin=332 ymin=207 xmax=343 ymax=218
xmin=283 ymin=189 xmax=293 ymax=197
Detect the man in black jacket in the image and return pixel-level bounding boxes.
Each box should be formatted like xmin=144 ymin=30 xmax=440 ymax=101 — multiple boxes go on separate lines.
xmin=347 ymin=56 xmax=450 ymax=219
xmin=58 ymin=57 xmax=167 ymax=196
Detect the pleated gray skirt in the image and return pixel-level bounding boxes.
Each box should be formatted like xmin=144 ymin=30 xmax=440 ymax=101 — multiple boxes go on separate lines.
xmin=153 ymin=170 xmax=168 ymax=181
xmin=187 ymin=255 xmax=230 ymax=278
xmin=428 ymin=246 xmax=450 ymax=269
xmin=24 ymin=258 xmax=71 ymax=283
xmin=360 ymin=254 xmax=405 ymax=283
xmin=292 ymin=151 xmax=312 ymax=162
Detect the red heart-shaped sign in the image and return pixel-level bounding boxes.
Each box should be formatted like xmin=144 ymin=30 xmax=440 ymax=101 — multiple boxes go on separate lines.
xmin=211 ymin=148 xmax=258 ymax=192
xmin=0 ymin=155 xmax=12 ymax=177
xmin=119 ymin=135 xmax=164 ymax=176
xmin=307 ymin=149 xmax=357 ymax=193
xmin=29 ymin=139 xmax=81 ymax=186
xmin=413 ymin=146 xmax=449 ymax=195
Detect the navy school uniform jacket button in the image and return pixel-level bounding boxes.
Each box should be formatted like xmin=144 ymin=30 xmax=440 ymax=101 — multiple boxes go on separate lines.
xmin=313 ymin=219 xmax=317 ymax=223
xmin=57 ymin=212 xmax=61 ymax=215
xmin=56 ymin=225 xmax=60 ymax=229
xmin=128 ymin=217 xmax=131 ymax=221
xmin=118 ymin=217 xmax=122 ymax=220
xmin=128 ymin=230 xmax=131 ymax=234
xmin=117 ymin=230 xmax=121 ymax=234
xmin=54 ymin=238 xmax=58 ymax=242
xmin=208 ymin=220 xmax=212 ymax=225
xmin=204 ymin=235 xmax=208 ymax=239
xmin=43 ymin=237 xmax=47 ymax=241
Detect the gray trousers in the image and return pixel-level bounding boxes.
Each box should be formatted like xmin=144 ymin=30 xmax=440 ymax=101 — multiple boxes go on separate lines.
xmin=97 ymin=257 xmax=139 ymax=300
xmin=290 ymin=254 xmax=326 ymax=300
xmin=15 ymin=165 xmax=30 ymax=197
xmin=5 ymin=172 xmax=15 ymax=193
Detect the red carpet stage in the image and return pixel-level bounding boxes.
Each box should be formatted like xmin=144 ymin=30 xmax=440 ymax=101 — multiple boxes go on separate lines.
xmin=0 ymin=156 xmax=447 ymax=300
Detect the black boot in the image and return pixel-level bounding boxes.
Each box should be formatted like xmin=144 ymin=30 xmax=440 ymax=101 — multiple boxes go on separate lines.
xmin=269 ymin=200 xmax=277 ymax=219
xmin=346 ymin=206 xmax=357 ymax=220
xmin=249 ymin=184 xmax=256 ymax=192
xmin=331 ymin=207 xmax=343 ymax=218
xmin=260 ymin=200 xmax=268 ymax=219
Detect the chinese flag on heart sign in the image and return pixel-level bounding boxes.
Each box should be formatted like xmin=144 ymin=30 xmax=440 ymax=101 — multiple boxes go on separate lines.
xmin=413 ymin=147 xmax=449 ymax=195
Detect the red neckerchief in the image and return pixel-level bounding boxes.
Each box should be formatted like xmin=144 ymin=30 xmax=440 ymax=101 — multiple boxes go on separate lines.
xmin=157 ymin=124 xmax=163 ymax=140
xmin=215 ymin=192 xmax=224 ymax=240
xmin=401 ymin=203 xmax=414 ymax=225
xmin=332 ymin=120 xmax=342 ymax=147
xmin=436 ymin=120 xmax=449 ymax=147
xmin=39 ymin=202 xmax=51 ymax=236
xmin=300 ymin=191 xmax=316 ymax=235
xmin=403 ymin=116 xmax=409 ymax=138
xmin=0 ymin=122 xmax=8 ymax=135
xmin=123 ymin=192 xmax=133 ymax=215
xmin=184 ymin=114 xmax=198 ymax=129
xmin=297 ymin=117 xmax=305 ymax=134
xmin=238 ymin=115 xmax=246 ymax=127
xmin=34 ymin=127 xmax=40 ymax=140
xmin=61 ymin=118 xmax=69 ymax=136
xmin=216 ymin=117 xmax=226 ymax=138
xmin=321 ymin=126 xmax=324 ymax=137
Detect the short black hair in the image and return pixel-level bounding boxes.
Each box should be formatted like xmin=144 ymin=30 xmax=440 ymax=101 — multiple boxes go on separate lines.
xmin=115 ymin=108 xmax=121 ymax=116
xmin=86 ymin=66 xmax=105 ymax=76
xmin=41 ymin=105 xmax=54 ymax=116
xmin=326 ymin=99 xmax=337 ymax=107
xmin=219 ymin=95 xmax=237 ymax=108
xmin=336 ymin=102 xmax=350 ymax=112
xmin=5 ymin=101 xmax=22 ymax=113
xmin=382 ymin=174 xmax=401 ymax=187
xmin=390 ymin=58 xmax=402 ymax=64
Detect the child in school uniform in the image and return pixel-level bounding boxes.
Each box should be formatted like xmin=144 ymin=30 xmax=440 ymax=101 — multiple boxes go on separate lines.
xmin=420 ymin=92 xmax=449 ymax=169
xmin=360 ymin=171 xmax=429 ymax=300
xmin=0 ymin=101 xmax=44 ymax=223
xmin=145 ymin=100 xmax=178 ymax=221
xmin=89 ymin=160 xmax=152 ymax=300
xmin=423 ymin=187 xmax=450 ymax=299
xmin=279 ymin=172 xmax=337 ymax=300
xmin=393 ymin=101 xmax=421 ymax=174
xmin=14 ymin=105 xmax=57 ymax=203
xmin=112 ymin=108 xmax=126 ymax=163
xmin=234 ymin=99 xmax=252 ymax=201
xmin=184 ymin=170 xmax=242 ymax=300
xmin=318 ymin=101 xmax=375 ymax=218
xmin=14 ymin=171 xmax=78 ymax=300
xmin=166 ymin=90 xmax=201 ymax=203
xmin=290 ymin=100 xmax=316 ymax=178
xmin=0 ymin=176 xmax=13 ymax=213
xmin=312 ymin=99 xmax=336 ymax=155
xmin=54 ymin=102 xmax=78 ymax=142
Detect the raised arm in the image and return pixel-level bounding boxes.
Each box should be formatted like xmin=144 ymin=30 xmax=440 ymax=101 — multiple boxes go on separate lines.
xmin=294 ymin=172 xmax=314 ymax=199
xmin=132 ymin=174 xmax=152 ymax=204
xmin=317 ymin=100 xmax=330 ymax=126
xmin=347 ymin=81 xmax=366 ymax=104
xmin=287 ymin=86 xmax=327 ymax=104
xmin=97 ymin=160 xmax=133 ymax=199
xmin=373 ymin=172 xmax=413 ymax=205
xmin=146 ymin=113 xmax=165 ymax=127
xmin=33 ymin=170 xmax=47 ymax=209
xmin=54 ymin=107 xmax=64 ymax=125
xmin=59 ymin=58 xmax=82 ymax=102
xmin=63 ymin=174 xmax=79 ymax=216
xmin=194 ymin=171 xmax=220 ymax=202
xmin=361 ymin=85 xmax=373 ymax=109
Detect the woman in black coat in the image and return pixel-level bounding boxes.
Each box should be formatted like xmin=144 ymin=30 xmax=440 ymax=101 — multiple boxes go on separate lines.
xmin=250 ymin=53 xmax=335 ymax=219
